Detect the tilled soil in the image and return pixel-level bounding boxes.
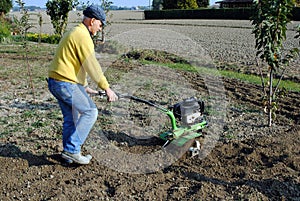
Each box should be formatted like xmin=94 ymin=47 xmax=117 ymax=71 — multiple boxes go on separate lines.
xmin=1 ymin=11 xmax=299 ymax=200
xmin=1 ymin=59 xmax=299 ymax=200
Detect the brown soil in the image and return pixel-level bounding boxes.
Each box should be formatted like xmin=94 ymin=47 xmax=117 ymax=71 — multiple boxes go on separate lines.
xmin=1 ymin=53 xmax=299 ymax=200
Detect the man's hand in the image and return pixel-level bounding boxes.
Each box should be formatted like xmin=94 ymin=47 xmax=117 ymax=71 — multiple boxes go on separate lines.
xmin=85 ymin=87 xmax=99 ymax=95
xmin=105 ymin=88 xmax=118 ymax=102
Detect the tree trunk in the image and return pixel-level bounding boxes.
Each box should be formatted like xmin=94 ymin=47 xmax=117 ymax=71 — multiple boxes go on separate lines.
xmin=268 ymin=69 xmax=273 ymax=127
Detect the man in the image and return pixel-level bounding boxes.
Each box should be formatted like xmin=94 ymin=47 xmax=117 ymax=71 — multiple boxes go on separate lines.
xmin=48 ymin=5 xmax=118 ymax=165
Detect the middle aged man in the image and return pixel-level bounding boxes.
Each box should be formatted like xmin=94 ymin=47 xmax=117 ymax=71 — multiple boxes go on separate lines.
xmin=48 ymin=5 xmax=118 ymax=165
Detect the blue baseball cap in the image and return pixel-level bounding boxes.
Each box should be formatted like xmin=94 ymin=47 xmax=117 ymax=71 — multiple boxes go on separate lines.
xmin=83 ymin=5 xmax=106 ymax=26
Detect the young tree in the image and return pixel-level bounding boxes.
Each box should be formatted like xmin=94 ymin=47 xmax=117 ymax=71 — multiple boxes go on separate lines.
xmin=177 ymin=0 xmax=198 ymax=9
xmin=251 ymin=0 xmax=299 ymax=126
xmin=46 ymin=0 xmax=79 ymax=37
xmin=38 ymin=12 xmax=43 ymax=44
xmin=14 ymin=0 xmax=35 ymax=99
xmin=0 ymin=0 xmax=12 ymax=18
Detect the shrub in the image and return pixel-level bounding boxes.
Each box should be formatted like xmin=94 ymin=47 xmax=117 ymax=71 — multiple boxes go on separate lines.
xmin=13 ymin=33 xmax=61 ymax=44
xmin=14 ymin=32 xmax=61 ymax=44
xmin=0 ymin=19 xmax=11 ymax=42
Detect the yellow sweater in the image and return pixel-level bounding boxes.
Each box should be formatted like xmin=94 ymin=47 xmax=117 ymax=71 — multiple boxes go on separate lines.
xmin=48 ymin=23 xmax=109 ymax=90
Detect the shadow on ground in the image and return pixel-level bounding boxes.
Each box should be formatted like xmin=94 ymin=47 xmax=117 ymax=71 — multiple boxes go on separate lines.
xmin=0 ymin=143 xmax=55 ymax=166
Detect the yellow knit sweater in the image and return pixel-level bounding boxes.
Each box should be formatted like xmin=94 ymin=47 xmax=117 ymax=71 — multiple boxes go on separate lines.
xmin=48 ymin=23 xmax=109 ymax=90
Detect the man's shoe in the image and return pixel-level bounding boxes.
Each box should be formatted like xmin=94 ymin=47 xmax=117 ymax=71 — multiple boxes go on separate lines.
xmin=61 ymin=151 xmax=92 ymax=165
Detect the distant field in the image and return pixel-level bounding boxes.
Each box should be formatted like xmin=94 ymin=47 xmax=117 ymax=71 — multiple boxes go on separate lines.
xmin=8 ymin=10 xmax=145 ymax=34
xmin=8 ymin=10 xmax=300 ymax=81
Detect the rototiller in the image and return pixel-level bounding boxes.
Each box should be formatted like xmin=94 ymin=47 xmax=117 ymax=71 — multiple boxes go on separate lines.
xmin=99 ymin=91 xmax=208 ymax=156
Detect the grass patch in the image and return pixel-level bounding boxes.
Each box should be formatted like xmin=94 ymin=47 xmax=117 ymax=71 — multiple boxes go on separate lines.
xmin=123 ymin=49 xmax=300 ymax=92
xmin=219 ymin=70 xmax=300 ymax=92
xmin=138 ymin=57 xmax=300 ymax=92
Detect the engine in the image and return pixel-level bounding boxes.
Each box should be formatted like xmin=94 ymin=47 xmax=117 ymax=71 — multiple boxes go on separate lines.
xmin=171 ymin=97 xmax=205 ymax=126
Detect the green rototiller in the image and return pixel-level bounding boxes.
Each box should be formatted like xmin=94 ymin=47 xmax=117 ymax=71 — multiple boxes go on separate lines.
xmin=99 ymin=91 xmax=208 ymax=156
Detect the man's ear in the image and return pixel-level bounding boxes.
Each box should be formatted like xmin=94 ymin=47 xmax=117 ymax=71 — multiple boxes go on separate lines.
xmin=90 ymin=18 xmax=96 ymax=26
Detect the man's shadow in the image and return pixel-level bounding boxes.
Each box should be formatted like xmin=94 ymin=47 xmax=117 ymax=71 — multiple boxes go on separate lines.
xmin=0 ymin=143 xmax=57 ymax=167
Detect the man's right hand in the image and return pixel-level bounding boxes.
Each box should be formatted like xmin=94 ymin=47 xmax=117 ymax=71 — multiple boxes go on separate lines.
xmin=105 ymin=88 xmax=118 ymax=102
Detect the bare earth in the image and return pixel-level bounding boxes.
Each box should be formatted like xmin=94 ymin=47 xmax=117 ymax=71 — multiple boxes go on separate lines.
xmin=0 ymin=11 xmax=299 ymax=200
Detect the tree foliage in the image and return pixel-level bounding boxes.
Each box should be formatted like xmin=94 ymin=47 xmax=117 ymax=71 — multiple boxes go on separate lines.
xmin=0 ymin=0 xmax=12 ymax=17
xmin=251 ymin=0 xmax=299 ymax=126
xmin=197 ymin=0 xmax=209 ymax=8
xmin=46 ymin=0 xmax=79 ymax=36
xmin=162 ymin=0 xmax=199 ymax=9
xmin=13 ymin=0 xmax=33 ymax=40
xmin=177 ymin=0 xmax=198 ymax=9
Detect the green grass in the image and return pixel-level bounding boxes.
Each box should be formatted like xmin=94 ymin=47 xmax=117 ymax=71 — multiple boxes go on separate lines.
xmin=141 ymin=60 xmax=300 ymax=92
xmin=220 ymin=69 xmax=300 ymax=92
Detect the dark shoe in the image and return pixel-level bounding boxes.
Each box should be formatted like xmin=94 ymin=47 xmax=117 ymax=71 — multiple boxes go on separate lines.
xmin=61 ymin=151 xmax=92 ymax=165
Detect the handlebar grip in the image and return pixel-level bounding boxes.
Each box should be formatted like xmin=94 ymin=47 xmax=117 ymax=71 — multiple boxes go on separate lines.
xmin=98 ymin=91 xmax=125 ymax=100
xmin=98 ymin=91 xmax=123 ymax=98
xmin=98 ymin=90 xmax=106 ymax=96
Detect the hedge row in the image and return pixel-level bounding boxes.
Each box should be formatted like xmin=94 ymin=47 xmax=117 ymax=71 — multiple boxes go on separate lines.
xmin=144 ymin=8 xmax=300 ymax=21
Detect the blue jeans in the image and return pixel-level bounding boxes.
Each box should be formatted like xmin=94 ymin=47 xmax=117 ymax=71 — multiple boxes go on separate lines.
xmin=48 ymin=78 xmax=98 ymax=154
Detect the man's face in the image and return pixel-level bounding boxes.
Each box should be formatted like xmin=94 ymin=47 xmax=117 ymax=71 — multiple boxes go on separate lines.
xmin=90 ymin=18 xmax=103 ymax=36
